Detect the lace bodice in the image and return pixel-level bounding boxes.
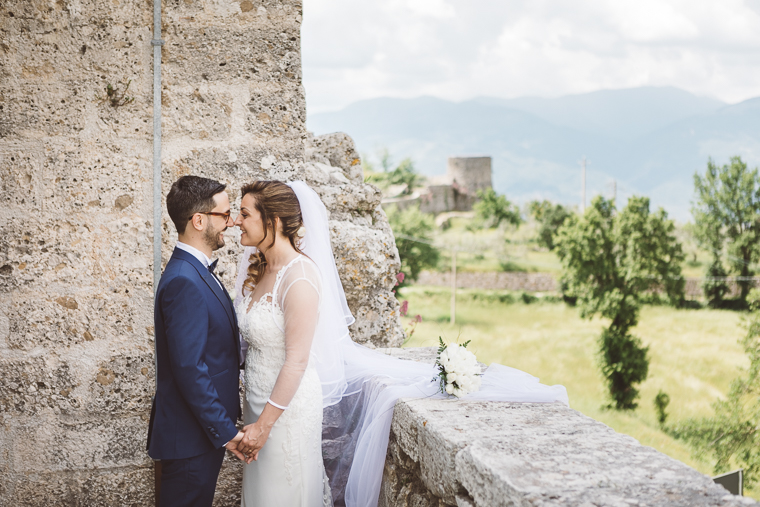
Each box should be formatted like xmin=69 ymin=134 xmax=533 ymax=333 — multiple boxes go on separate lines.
xmin=236 ymin=255 xmax=323 ymax=422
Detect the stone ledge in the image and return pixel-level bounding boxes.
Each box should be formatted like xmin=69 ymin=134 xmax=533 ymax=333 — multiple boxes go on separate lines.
xmin=379 ymin=348 xmax=755 ymax=507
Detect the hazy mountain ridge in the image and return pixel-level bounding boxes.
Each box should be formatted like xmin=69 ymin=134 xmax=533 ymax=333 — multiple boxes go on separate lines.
xmin=307 ymin=87 xmax=760 ymax=221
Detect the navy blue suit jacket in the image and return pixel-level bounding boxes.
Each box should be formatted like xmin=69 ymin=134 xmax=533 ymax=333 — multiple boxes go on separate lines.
xmin=147 ymin=247 xmax=242 ymax=460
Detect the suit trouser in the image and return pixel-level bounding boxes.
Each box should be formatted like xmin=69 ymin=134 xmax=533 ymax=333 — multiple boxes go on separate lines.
xmin=159 ymin=447 xmax=226 ymax=507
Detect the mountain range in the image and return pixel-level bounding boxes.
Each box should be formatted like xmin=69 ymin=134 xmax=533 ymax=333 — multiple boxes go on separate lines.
xmin=307 ymin=87 xmax=760 ymax=222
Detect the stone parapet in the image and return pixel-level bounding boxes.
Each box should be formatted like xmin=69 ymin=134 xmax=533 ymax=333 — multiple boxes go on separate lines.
xmin=379 ymin=348 xmax=755 ymax=507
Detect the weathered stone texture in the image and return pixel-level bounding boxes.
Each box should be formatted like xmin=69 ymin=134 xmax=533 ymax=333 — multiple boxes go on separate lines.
xmin=1 ymin=0 xmax=401 ymax=504
xmin=379 ymin=351 xmax=755 ymax=507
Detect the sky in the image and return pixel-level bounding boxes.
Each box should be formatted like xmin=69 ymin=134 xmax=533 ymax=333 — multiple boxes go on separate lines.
xmin=301 ymin=0 xmax=760 ymax=113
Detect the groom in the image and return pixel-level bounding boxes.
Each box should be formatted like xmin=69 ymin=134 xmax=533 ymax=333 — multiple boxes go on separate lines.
xmin=147 ymin=175 xmax=245 ymax=507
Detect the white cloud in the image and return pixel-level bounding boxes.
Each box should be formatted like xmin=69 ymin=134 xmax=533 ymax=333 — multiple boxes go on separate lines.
xmin=302 ymin=0 xmax=760 ymax=113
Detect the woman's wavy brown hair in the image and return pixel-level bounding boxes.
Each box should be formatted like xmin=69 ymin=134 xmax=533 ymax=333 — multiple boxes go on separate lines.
xmin=240 ymin=181 xmax=304 ymax=294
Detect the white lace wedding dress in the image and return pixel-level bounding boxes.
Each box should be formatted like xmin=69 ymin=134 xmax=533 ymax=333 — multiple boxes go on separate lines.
xmin=237 ymin=255 xmax=331 ymax=507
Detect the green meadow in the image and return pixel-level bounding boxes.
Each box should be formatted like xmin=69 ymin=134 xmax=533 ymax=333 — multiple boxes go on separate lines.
xmin=400 ymin=286 xmax=756 ymax=498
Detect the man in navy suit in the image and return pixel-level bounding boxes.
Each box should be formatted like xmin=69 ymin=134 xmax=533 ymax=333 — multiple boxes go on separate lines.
xmin=147 ymin=175 xmax=245 ymax=507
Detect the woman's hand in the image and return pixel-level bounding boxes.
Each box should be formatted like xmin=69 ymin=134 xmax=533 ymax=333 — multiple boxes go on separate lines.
xmin=238 ymin=421 xmax=272 ymax=463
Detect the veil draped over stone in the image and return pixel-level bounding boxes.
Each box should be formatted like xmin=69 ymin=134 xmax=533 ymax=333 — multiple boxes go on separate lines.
xmin=234 ymin=181 xmax=569 ymax=507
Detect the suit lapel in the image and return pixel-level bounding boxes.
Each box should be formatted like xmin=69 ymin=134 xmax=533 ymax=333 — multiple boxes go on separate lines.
xmin=211 ymin=271 xmax=242 ymax=363
xmin=172 ymin=248 xmax=237 ymax=337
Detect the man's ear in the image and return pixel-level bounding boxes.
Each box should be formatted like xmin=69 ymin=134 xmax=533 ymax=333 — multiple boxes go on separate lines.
xmin=190 ymin=214 xmax=205 ymax=232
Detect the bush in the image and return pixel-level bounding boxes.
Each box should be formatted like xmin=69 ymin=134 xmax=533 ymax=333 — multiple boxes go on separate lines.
xmin=670 ymin=289 xmax=760 ymax=486
xmin=386 ymin=205 xmax=440 ymax=283
xmin=654 ymin=390 xmax=670 ymax=426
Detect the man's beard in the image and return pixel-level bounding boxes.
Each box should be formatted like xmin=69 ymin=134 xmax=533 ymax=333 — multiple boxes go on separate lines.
xmin=204 ymin=223 xmax=226 ymax=251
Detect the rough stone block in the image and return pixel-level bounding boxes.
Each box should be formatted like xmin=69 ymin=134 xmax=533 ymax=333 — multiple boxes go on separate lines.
xmin=163 ymin=26 xmax=301 ymax=85
xmin=3 ymin=466 xmax=154 ymax=506
xmin=0 ymin=356 xmax=78 ymax=415
xmin=306 ymin=132 xmax=364 ymax=183
xmin=11 ymin=415 xmax=150 ymax=472
xmin=163 ymin=86 xmax=234 ymax=141
xmin=0 ymin=146 xmax=45 ymax=209
xmin=313 ymin=179 xmax=382 ymax=215
xmin=246 ymin=82 xmax=306 ymax=140
xmin=329 ymin=218 xmax=403 ymax=346
xmin=84 ymin=351 xmax=155 ymax=415
xmin=2 ymin=287 xmax=151 ymax=351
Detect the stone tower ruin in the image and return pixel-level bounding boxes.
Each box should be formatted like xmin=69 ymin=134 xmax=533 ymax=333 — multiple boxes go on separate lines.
xmin=0 ymin=1 xmax=402 ymax=504
xmin=447 ymin=156 xmax=492 ymax=194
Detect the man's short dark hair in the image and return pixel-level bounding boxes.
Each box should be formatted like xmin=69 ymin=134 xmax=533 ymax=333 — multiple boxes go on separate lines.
xmin=166 ymin=175 xmax=227 ymax=235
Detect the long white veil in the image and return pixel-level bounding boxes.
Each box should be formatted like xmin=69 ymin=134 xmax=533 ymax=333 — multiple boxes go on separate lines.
xmin=234 ymin=180 xmax=569 ymax=507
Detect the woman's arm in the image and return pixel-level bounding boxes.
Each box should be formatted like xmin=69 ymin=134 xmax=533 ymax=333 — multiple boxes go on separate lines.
xmin=238 ymin=271 xmax=320 ymax=461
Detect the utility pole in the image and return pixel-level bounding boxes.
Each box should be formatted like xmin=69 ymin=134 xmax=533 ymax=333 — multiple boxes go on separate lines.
xmin=612 ymin=179 xmax=617 ymax=202
xmin=580 ymin=156 xmax=587 ymax=214
xmin=450 ymin=248 xmax=457 ymax=325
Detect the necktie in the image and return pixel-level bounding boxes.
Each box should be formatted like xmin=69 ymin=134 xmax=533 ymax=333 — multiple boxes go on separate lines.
xmin=208 ymin=259 xmax=218 ymax=274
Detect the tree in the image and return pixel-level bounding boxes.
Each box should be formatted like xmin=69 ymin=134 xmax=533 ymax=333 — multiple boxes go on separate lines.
xmin=556 ymin=196 xmax=685 ymax=409
xmin=473 ymin=188 xmax=521 ymax=228
xmin=386 ymin=205 xmax=440 ymax=283
xmin=670 ymin=289 xmax=760 ymax=487
xmin=693 ymin=157 xmax=760 ymax=305
xmin=364 ymin=152 xmax=424 ymax=196
xmin=528 ymin=200 xmax=572 ymax=250
xmin=387 ymin=158 xmax=424 ymax=195
xmin=702 ymin=257 xmax=730 ymax=309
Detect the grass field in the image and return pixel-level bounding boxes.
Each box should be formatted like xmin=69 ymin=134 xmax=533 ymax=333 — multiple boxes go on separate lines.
xmin=400 ymin=286 xmax=756 ymax=497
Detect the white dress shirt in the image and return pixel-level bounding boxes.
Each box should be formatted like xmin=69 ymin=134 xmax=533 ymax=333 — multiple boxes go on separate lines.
xmin=175 ymin=241 xmax=222 ymax=290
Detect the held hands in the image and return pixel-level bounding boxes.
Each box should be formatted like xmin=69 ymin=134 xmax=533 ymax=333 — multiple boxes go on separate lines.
xmin=237 ymin=421 xmax=273 ymax=464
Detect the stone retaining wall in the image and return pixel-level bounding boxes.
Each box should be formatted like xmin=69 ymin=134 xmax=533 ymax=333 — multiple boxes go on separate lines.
xmin=415 ymin=271 xmax=760 ymax=299
xmin=415 ymin=271 xmax=558 ymax=292
xmin=379 ymin=348 xmax=755 ymax=507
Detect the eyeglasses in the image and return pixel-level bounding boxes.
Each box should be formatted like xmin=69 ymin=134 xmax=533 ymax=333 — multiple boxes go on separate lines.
xmin=189 ymin=211 xmax=233 ymax=222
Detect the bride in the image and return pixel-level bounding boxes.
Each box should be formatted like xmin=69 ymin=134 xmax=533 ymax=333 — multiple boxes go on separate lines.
xmin=232 ymin=180 xmax=568 ymax=507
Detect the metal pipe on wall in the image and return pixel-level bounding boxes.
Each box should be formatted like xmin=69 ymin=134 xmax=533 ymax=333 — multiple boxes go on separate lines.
xmin=151 ymin=2 xmax=164 ymax=502
xmin=152 ymin=0 xmax=164 ymax=294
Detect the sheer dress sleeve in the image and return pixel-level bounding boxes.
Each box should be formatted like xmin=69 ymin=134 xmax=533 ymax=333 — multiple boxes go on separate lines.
xmin=267 ymin=257 xmax=322 ymax=409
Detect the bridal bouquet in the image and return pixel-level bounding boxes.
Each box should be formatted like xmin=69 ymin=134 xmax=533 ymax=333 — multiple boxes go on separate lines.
xmin=434 ymin=337 xmax=482 ymax=398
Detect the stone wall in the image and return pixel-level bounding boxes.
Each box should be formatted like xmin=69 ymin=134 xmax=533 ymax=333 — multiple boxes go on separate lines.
xmin=415 ymin=271 xmax=760 ymax=299
xmin=419 ymin=184 xmax=477 ymax=215
xmin=379 ymin=348 xmax=755 ymax=507
xmin=416 ymin=270 xmax=559 ymax=292
xmin=0 ymin=1 xmax=401 ymax=504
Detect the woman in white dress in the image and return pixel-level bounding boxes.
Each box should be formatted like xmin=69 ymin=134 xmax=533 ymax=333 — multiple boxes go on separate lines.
xmin=232 ymin=180 xmax=569 ymax=507
xmin=232 ymin=180 xmax=331 ymax=506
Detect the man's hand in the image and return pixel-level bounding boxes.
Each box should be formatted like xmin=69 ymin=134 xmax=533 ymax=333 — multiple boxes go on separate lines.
xmin=224 ymin=431 xmax=246 ymax=461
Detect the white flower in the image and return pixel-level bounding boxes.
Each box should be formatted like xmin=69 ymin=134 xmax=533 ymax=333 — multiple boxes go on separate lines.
xmin=296 ymin=226 xmax=306 ymax=238
xmin=435 ymin=340 xmax=482 ymax=397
